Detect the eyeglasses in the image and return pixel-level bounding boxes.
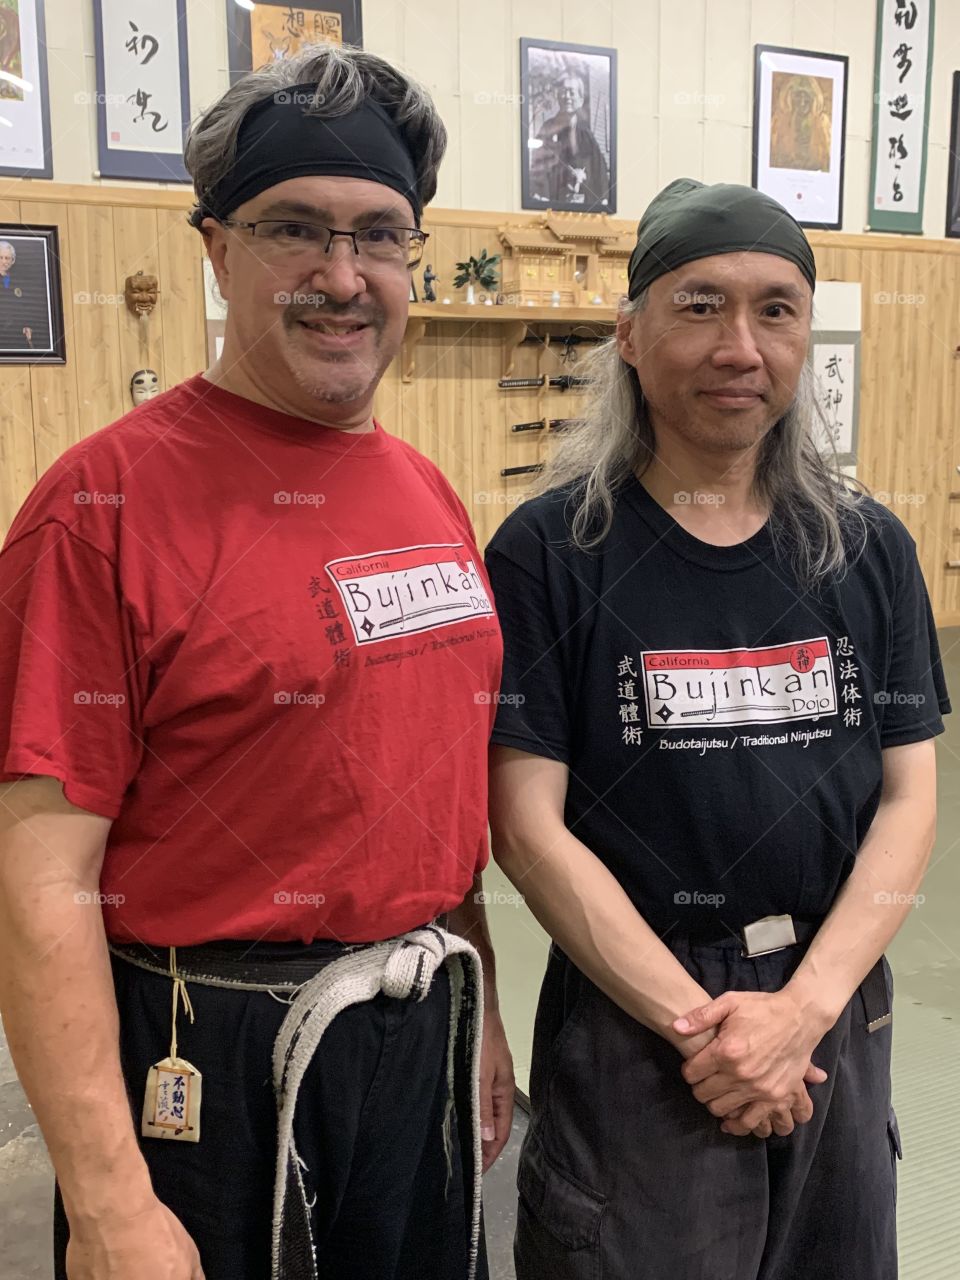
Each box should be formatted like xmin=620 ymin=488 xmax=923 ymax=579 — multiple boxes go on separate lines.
xmin=223 ymin=219 xmax=428 ymax=271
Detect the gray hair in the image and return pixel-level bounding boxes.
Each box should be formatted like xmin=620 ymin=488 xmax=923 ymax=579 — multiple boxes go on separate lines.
xmin=531 ymin=292 xmax=873 ymax=588
xmin=183 ymin=43 xmax=447 ymax=229
xmin=0 ymin=240 xmax=15 ymax=264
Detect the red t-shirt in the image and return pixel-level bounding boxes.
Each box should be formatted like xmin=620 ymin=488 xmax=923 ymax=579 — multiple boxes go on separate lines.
xmin=0 ymin=375 xmax=503 ymax=944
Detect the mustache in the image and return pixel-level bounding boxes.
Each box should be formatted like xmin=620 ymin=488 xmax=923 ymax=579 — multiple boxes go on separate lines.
xmin=284 ymin=298 xmax=382 ymax=328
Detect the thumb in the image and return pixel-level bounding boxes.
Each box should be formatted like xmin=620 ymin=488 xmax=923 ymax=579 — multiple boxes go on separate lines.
xmin=479 ymin=1076 xmax=495 ymax=1143
xmin=803 ymin=1062 xmax=828 ymax=1085
xmin=673 ymin=993 xmax=735 ymax=1035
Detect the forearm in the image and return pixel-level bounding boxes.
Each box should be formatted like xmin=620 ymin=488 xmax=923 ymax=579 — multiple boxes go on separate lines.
xmin=493 ymin=821 xmax=716 ymax=1057
xmin=787 ymin=791 xmax=935 ymax=1030
xmin=0 ymin=874 xmax=153 ymax=1223
xmin=447 ymin=871 xmax=499 ymax=1009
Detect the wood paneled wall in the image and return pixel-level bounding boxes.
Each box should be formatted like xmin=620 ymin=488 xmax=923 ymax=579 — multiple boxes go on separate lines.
xmin=1 ymin=183 xmax=958 ymax=624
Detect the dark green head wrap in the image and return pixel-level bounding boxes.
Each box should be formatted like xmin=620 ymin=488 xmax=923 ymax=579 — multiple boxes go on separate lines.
xmin=627 ymin=178 xmax=816 ymax=301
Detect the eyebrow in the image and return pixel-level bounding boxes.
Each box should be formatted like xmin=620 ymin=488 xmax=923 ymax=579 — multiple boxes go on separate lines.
xmin=673 ymin=278 xmax=808 ymax=303
xmin=252 ymin=199 xmax=412 ymax=227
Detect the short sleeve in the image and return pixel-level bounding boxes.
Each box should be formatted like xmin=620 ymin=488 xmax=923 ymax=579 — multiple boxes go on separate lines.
xmin=878 ymin=527 xmax=951 ymax=748
xmin=0 ymin=522 xmax=146 ymax=817
xmin=485 ymin=524 xmax=573 ymax=764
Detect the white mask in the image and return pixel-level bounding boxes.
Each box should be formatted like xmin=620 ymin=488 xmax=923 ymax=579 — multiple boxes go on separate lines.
xmin=130 ymin=369 xmax=160 ymax=405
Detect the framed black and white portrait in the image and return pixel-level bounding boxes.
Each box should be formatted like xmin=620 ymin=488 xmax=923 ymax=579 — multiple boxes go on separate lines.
xmin=947 ymin=72 xmax=960 ymax=238
xmin=227 ymin=0 xmax=363 ymax=83
xmin=752 ymin=45 xmax=848 ymax=230
xmin=520 ymin=37 xmax=617 ymax=215
xmin=0 ymin=225 xmax=66 ymax=364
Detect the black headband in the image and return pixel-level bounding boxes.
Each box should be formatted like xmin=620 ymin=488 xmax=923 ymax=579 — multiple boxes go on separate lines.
xmin=200 ymin=87 xmax=422 ymax=226
xmin=628 ymin=178 xmax=816 ymax=300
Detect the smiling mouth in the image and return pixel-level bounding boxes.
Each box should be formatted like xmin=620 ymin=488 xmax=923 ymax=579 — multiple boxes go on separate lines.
xmin=298 ymin=319 xmax=368 ymax=334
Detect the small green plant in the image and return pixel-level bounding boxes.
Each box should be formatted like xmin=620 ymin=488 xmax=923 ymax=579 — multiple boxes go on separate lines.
xmin=453 ymin=249 xmax=501 ymax=291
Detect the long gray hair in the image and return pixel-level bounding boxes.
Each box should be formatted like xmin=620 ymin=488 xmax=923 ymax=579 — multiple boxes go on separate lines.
xmin=532 ymin=293 xmax=872 ymax=588
xmin=183 ymin=44 xmax=447 ymax=228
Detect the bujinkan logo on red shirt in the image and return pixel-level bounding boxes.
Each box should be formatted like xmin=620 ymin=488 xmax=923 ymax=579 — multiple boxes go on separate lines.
xmin=325 ymin=543 xmax=495 ymax=645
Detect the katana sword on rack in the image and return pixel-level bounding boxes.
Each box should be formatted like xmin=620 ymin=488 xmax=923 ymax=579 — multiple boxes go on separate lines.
xmin=498 ymin=374 xmax=591 ymax=390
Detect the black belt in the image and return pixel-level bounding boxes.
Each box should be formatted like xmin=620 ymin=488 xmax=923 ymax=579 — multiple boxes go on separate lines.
xmin=670 ymin=915 xmax=826 ymax=949
xmin=109 ymin=914 xmax=449 ymax=990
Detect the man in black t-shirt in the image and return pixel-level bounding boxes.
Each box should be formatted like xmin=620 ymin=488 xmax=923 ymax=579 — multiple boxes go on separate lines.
xmin=487 ymin=179 xmax=949 ymax=1280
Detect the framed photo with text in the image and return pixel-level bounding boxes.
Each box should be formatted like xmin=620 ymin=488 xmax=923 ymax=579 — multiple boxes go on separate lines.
xmin=752 ymin=45 xmax=848 ymax=230
xmin=227 ymin=1 xmax=363 ymax=83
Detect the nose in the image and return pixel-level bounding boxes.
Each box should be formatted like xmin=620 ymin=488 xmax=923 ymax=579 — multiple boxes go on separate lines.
xmin=306 ymin=239 xmax=368 ymax=303
xmin=709 ymin=313 xmax=763 ymax=372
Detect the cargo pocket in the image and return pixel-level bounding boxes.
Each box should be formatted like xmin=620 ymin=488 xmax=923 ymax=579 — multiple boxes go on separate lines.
xmin=887 ymin=1106 xmax=903 ymax=1207
xmin=515 ymin=1128 xmax=606 ymax=1280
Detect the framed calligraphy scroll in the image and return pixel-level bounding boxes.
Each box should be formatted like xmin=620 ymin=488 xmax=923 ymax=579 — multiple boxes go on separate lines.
xmin=752 ymin=45 xmax=848 ymax=230
xmin=811 ymin=282 xmax=861 ymax=468
xmin=93 ymin=0 xmax=191 ymax=182
xmin=227 ymin=1 xmax=364 ymax=84
xmin=946 ymin=72 xmax=960 ymax=238
xmin=0 ymin=0 xmax=53 ymax=179
xmin=867 ymin=0 xmax=935 ymax=233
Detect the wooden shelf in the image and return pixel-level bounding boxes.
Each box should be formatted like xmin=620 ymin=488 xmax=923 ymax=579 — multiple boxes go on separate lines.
xmin=407 ymin=301 xmax=618 ymax=323
xmin=401 ymin=301 xmax=617 ymax=381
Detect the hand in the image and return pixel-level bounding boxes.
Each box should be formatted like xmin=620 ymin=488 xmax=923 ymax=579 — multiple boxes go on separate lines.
xmin=23 ymin=326 xmax=32 ymax=343
xmin=479 ymin=1003 xmax=515 ymax=1172
xmin=672 ymin=990 xmax=829 ymax=1136
xmin=66 ymin=1195 xmax=204 ymax=1279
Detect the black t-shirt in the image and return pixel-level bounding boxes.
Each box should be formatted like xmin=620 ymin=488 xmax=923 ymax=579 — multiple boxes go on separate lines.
xmin=485 ymin=477 xmax=950 ymax=934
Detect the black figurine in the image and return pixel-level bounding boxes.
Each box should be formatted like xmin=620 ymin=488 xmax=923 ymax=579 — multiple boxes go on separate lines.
xmin=422 ymin=264 xmax=438 ymax=302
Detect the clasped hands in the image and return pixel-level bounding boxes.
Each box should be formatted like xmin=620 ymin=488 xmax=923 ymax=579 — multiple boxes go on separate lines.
xmin=671 ymin=988 xmax=828 ymax=1140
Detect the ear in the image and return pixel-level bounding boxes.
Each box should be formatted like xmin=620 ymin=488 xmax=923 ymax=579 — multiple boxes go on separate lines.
xmin=615 ymin=308 xmax=638 ymax=364
xmin=201 ymin=218 xmax=232 ymax=302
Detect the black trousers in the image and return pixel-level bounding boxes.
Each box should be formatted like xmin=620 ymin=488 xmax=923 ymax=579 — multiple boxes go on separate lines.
xmin=54 ymin=945 xmax=488 ymax=1280
xmin=515 ymin=928 xmax=900 ymax=1280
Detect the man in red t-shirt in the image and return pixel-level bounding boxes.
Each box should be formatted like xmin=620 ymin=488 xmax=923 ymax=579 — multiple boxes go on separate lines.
xmin=0 ymin=43 xmax=512 ymax=1280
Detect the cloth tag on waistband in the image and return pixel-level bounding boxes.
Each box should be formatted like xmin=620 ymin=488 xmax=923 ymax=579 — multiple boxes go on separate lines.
xmin=142 ymin=1057 xmax=202 ymax=1143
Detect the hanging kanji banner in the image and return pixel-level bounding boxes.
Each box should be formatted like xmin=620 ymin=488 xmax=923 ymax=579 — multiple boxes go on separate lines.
xmin=867 ymin=0 xmax=935 ymax=233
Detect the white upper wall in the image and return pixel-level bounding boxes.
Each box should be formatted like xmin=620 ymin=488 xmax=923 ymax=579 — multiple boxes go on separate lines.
xmin=26 ymin=0 xmax=960 ymax=237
